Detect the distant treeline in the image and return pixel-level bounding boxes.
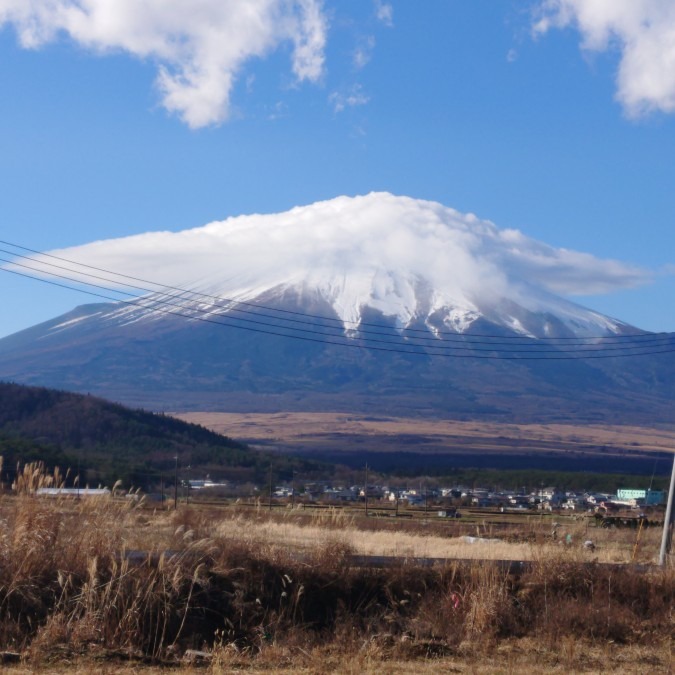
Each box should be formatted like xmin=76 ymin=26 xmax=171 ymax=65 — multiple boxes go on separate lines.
xmin=416 ymin=468 xmax=669 ymax=495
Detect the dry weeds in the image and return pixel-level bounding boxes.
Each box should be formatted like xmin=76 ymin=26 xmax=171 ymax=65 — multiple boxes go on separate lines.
xmin=0 ymin=463 xmax=672 ymax=672
xmin=213 ymin=507 xmax=662 ymax=564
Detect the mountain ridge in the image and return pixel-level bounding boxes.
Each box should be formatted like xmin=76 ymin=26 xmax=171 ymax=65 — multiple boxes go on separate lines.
xmin=0 ymin=296 xmax=673 ymax=425
xmin=0 ymin=193 xmax=672 ymax=424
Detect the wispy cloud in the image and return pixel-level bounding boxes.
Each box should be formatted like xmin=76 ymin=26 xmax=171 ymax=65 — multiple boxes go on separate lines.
xmin=0 ymin=0 xmax=327 ymax=129
xmin=267 ymin=101 xmax=289 ymax=121
xmin=353 ymin=35 xmax=376 ymax=69
xmin=534 ymin=0 xmax=675 ymax=117
xmin=374 ymin=0 xmax=393 ymax=28
xmin=329 ymin=84 xmax=370 ymax=113
xmin=493 ymin=227 xmax=647 ymax=296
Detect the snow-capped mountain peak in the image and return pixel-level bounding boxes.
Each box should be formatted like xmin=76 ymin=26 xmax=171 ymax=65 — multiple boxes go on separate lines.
xmin=20 ymin=192 xmax=645 ymax=338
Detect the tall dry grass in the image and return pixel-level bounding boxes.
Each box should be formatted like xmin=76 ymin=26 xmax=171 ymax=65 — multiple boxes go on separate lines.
xmin=0 ymin=463 xmax=671 ymax=670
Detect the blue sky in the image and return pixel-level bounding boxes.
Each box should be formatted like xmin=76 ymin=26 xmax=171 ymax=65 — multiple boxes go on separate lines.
xmin=1 ymin=0 xmax=674 ymax=337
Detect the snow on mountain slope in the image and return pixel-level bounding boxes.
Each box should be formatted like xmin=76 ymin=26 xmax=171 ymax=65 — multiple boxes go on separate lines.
xmin=18 ymin=193 xmax=646 ymax=338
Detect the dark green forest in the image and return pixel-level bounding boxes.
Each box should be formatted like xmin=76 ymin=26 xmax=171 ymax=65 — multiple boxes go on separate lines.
xmin=428 ymin=467 xmax=669 ymax=495
xmin=0 ymin=381 xmax=325 ymax=489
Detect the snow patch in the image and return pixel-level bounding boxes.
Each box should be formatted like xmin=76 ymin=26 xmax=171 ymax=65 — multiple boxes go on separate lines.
xmin=16 ymin=193 xmax=647 ymax=339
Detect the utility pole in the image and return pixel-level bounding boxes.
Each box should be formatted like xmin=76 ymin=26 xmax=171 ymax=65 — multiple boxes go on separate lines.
xmin=364 ymin=463 xmax=369 ymax=517
xmin=268 ymin=463 xmax=273 ymax=512
xmin=173 ymin=455 xmax=178 ymax=510
xmin=291 ymin=470 xmax=295 ymax=509
xmin=659 ymin=451 xmax=675 ymax=566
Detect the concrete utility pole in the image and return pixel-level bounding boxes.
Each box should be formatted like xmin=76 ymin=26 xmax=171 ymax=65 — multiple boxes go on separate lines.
xmin=364 ymin=463 xmax=369 ymax=517
xmin=659 ymin=451 xmax=675 ymax=566
xmin=291 ymin=470 xmax=295 ymax=509
xmin=173 ymin=455 xmax=178 ymax=510
xmin=268 ymin=463 xmax=273 ymax=512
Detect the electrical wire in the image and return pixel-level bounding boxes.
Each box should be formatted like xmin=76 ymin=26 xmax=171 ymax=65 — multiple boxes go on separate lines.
xmin=0 ymin=242 xmax=675 ymax=360
xmin=4 ymin=245 xmax=673 ymax=350
xmin=2 ymin=262 xmax=674 ymax=360
xmin=4 ymin=253 xmax=673 ymax=356
xmin=3 ymin=255 xmax=673 ymax=355
xmin=0 ymin=238 xmax=663 ymax=343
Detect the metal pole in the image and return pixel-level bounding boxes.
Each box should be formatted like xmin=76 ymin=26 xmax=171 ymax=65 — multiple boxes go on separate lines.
xmin=268 ymin=463 xmax=273 ymax=512
xmin=658 ymin=451 xmax=675 ymax=566
xmin=173 ymin=455 xmax=178 ymax=510
xmin=364 ymin=464 xmax=369 ymax=517
xmin=291 ymin=470 xmax=295 ymax=509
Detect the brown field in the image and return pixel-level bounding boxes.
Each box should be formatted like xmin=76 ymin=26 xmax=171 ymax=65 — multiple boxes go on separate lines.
xmin=173 ymin=411 xmax=675 ymax=459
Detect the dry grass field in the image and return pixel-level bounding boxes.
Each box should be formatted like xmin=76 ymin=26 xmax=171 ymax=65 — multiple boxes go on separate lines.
xmin=174 ymin=412 xmax=675 ymax=453
xmin=0 ymin=462 xmax=672 ymax=673
xmin=2 ymin=640 xmax=673 ymax=674
xmin=173 ymin=413 xmax=675 ymax=472
xmin=211 ymin=506 xmax=661 ymax=564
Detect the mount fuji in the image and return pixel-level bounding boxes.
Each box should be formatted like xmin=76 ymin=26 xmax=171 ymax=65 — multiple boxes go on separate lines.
xmin=1 ymin=193 xmax=673 ymax=423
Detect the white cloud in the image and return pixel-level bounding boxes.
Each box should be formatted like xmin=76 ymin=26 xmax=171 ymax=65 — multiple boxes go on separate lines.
xmin=534 ymin=0 xmax=675 ymax=117
xmin=353 ymin=35 xmax=375 ymax=69
xmin=374 ymin=0 xmax=393 ymax=28
xmin=492 ymin=227 xmax=646 ymax=296
xmin=329 ymin=84 xmax=369 ymax=112
xmin=14 ymin=193 xmax=649 ymax=335
xmin=0 ymin=0 xmax=327 ymax=128
xmin=267 ymin=100 xmax=289 ymax=121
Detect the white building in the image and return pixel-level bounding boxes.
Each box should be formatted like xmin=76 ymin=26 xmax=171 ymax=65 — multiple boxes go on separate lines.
xmin=35 ymin=487 xmax=111 ymax=498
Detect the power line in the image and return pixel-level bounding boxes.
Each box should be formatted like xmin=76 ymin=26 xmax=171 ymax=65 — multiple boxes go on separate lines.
xmin=0 ymin=238 xmax=662 ymax=343
xmin=3 ymin=257 xmax=673 ymax=356
xmin=2 ymin=261 xmax=674 ymax=359
xmin=3 ymin=263 xmax=674 ymax=360
xmin=4 ymin=255 xmax=674 ymax=356
xmin=0 ymin=246 xmax=675 ymax=360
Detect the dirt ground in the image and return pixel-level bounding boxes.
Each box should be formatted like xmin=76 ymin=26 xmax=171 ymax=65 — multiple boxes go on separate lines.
xmin=4 ymin=638 xmax=672 ymax=674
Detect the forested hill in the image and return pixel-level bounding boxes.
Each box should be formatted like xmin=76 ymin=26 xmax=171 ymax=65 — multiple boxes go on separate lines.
xmin=0 ymin=381 xmax=319 ymax=487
